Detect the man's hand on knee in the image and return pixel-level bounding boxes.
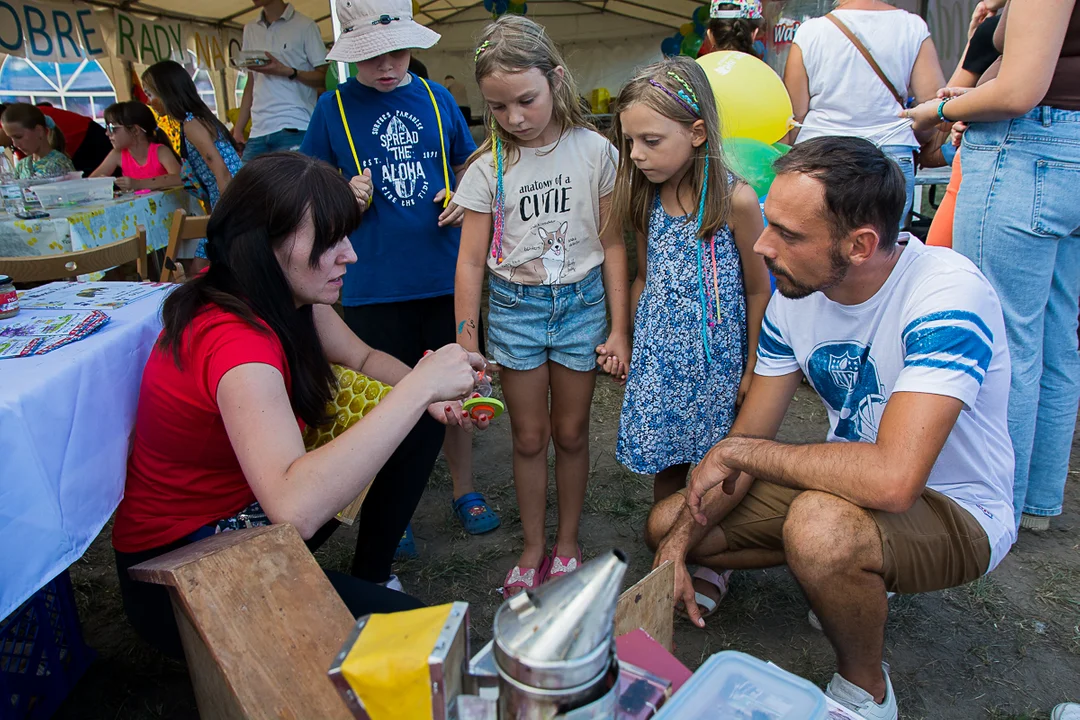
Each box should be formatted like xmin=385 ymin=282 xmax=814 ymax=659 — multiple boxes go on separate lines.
xmin=687 ymin=442 xmax=742 ymax=523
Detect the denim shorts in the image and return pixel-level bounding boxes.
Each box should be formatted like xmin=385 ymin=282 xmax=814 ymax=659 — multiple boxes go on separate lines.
xmin=487 ymin=266 xmax=607 ymax=372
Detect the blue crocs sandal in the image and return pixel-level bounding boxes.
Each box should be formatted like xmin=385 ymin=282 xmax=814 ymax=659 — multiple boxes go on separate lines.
xmin=394 ymin=523 xmax=419 ymax=561
xmin=452 ymin=492 xmax=501 ymax=535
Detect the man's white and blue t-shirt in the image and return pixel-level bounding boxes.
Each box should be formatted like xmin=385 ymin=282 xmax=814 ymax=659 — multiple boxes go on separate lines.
xmin=755 ymin=236 xmax=1016 ymax=571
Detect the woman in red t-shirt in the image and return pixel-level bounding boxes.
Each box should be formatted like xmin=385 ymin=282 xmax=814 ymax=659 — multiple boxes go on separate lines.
xmin=114 ymin=152 xmax=487 ymax=657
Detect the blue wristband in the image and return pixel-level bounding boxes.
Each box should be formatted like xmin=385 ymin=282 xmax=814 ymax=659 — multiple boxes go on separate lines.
xmin=937 ymin=98 xmax=952 ymax=123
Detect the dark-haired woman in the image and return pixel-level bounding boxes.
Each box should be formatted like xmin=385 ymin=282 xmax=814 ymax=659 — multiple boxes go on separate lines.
xmin=112 ymin=153 xmax=487 ymax=658
xmin=706 ymin=0 xmax=765 ymax=57
xmin=90 ymin=101 xmax=182 ymax=192
xmin=142 ymin=60 xmax=243 ymax=269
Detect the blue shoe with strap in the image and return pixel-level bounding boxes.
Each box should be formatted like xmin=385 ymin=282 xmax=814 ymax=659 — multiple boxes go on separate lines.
xmin=452 ymin=492 xmax=501 ymax=535
xmin=394 ymin=523 xmax=419 ymax=561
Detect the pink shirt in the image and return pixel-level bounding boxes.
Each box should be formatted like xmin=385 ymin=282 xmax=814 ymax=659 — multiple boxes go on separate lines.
xmin=121 ymin=143 xmax=169 ymax=180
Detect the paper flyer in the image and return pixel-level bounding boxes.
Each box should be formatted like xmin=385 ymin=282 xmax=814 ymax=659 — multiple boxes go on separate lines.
xmin=17 ymin=281 xmax=168 ymax=310
xmin=0 ymin=310 xmax=110 ymax=358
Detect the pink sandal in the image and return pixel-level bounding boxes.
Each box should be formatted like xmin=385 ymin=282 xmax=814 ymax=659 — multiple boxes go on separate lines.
xmin=544 ymin=544 xmax=582 ymax=582
xmin=501 ymin=556 xmax=550 ymax=598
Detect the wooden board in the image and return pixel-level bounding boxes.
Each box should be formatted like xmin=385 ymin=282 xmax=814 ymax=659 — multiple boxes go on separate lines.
xmin=615 ymin=561 xmax=675 ymax=651
xmin=131 ymin=524 xmax=355 ymax=720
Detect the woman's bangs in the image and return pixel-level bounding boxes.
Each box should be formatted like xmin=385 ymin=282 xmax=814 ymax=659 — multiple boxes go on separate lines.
xmin=306 ymin=167 xmax=363 ymax=265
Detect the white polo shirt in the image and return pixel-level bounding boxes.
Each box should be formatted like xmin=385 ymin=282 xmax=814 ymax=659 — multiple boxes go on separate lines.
xmin=242 ymin=4 xmax=327 ymax=138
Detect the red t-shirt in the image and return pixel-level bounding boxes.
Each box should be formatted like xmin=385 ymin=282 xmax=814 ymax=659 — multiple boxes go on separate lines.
xmin=112 ymin=305 xmax=301 ymax=553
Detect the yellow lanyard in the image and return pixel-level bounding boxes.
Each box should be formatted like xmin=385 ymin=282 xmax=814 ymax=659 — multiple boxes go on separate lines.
xmin=335 ymin=74 xmax=452 ymax=208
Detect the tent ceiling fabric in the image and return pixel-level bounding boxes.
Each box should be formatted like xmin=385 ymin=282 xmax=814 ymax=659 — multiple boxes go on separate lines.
xmin=107 ymin=0 xmax=704 ymax=43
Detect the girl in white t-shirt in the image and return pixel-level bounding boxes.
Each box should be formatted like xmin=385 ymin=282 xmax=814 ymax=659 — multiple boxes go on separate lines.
xmin=453 ymin=16 xmax=631 ymax=598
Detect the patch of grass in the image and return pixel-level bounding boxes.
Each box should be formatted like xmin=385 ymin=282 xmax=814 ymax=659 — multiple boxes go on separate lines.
xmin=1033 ymin=561 xmax=1080 ymax=613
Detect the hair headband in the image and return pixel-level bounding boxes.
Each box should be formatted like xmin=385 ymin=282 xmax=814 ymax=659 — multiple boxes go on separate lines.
xmin=44 ymin=115 xmax=57 ymax=130
xmin=648 ymin=71 xmax=701 ymax=117
xmin=475 ymin=40 xmax=492 ymax=61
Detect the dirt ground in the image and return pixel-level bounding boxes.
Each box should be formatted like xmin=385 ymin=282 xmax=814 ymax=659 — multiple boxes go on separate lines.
xmin=57 ymin=376 xmax=1079 ymax=720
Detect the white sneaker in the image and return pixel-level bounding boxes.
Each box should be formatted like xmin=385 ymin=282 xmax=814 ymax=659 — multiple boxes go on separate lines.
xmin=382 ymin=574 xmax=404 ymax=593
xmin=825 ymin=664 xmax=898 ymax=720
xmin=809 ymin=592 xmax=896 ymax=632
xmin=1053 ymin=704 xmax=1080 ymax=720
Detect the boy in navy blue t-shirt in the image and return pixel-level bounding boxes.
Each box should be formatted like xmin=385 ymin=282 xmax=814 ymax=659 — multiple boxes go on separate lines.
xmin=301 ymin=0 xmax=499 ymax=582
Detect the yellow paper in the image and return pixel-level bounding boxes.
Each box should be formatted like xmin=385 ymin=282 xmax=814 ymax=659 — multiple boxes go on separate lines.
xmin=340 ymin=604 xmax=455 ymax=720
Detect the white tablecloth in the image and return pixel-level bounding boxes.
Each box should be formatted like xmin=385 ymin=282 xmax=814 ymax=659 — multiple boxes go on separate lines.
xmin=0 ymin=292 xmax=167 ymax=620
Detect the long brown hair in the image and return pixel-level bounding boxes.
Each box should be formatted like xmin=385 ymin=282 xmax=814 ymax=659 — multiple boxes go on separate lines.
xmin=104 ymin=101 xmax=180 ymax=161
xmin=609 ymin=57 xmax=734 ymax=241
xmin=466 ymin=15 xmax=593 ymax=170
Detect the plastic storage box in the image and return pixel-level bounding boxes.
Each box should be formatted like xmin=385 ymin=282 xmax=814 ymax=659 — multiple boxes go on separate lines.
xmin=29 ymin=177 xmax=114 ymax=209
xmin=0 ymin=570 xmax=96 ymax=719
xmin=654 ymin=651 xmax=827 ymax=719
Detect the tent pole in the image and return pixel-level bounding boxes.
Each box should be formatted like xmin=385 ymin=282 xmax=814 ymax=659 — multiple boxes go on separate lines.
xmin=328 ymin=0 xmax=349 ymax=87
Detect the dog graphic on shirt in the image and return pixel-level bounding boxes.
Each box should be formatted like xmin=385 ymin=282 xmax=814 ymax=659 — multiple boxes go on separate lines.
xmin=537 ymin=221 xmax=567 ymax=285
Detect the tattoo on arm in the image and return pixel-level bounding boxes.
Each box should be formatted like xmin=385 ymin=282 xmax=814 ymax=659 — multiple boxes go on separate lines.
xmin=457 ymin=319 xmax=476 ymax=339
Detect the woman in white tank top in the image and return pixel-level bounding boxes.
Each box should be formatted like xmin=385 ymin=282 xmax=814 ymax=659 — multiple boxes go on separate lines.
xmin=783 ymin=0 xmax=945 ymax=223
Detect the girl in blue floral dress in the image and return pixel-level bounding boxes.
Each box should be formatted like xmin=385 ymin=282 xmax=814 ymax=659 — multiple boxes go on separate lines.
xmin=602 ymin=58 xmax=772 ymax=501
xmin=142 ymin=61 xmax=243 ymax=267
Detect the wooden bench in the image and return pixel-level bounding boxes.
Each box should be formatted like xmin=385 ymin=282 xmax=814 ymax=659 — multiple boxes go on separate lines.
xmin=129 ymin=524 xmax=354 ymax=720
xmin=131 ymin=525 xmax=674 ymax=719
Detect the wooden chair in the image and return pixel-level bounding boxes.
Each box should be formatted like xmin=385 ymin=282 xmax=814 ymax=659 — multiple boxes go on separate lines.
xmin=161 ymin=209 xmax=210 ymax=283
xmin=0 ymin=226 xmax=147 ymax=283
xmin=129 ymin=524 xmax=355 ymax=720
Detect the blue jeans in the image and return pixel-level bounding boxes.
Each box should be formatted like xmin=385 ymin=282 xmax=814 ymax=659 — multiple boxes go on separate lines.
xmin=953 ymin=106 xmax=1080 ymax=525
xmin=881 ymin=145 xmax=916 ymax=225
xmin=242 ymin=128 xmax=306 ymax=162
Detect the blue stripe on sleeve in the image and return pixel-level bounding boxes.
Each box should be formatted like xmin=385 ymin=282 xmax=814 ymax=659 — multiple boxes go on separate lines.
xmin=758 ymin=315 xmax=795 ymax=360
xmin=903 ymin=325 xmax=993 ymax=384
xmin=902 ymin=310 xmax=994 ymax=345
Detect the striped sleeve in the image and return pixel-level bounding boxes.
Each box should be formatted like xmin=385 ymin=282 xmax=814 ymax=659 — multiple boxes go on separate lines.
xmin=895 ymin=300 xmax=997 ymax=408
xmin=754 ymin=302 xmax=801 ymax=376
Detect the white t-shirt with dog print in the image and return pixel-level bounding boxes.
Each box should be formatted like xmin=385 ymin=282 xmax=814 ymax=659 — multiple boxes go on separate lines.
xmin=453 ymin=126 xmax=618 ymax=286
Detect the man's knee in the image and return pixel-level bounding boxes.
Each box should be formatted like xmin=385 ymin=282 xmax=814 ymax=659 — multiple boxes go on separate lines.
xmin=644 ymin=491 xmax=687 ymax=551
xmin=783 ymin=491 xmax=879 ymax=576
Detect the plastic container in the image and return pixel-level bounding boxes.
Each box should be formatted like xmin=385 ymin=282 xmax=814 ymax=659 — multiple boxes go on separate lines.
xmin=0 ymin=570 xmax=96 ymax=719
xmin=28 ymin=177 xmax=114 ymax=209
xmin=655 ymin=651 xmax=827 ymax=720
xmin=0 ymin=275 xmax=17 ymax=319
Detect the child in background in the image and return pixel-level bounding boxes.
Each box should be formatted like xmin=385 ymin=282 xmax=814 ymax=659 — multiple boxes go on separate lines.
xmin=706 ymin=0 xmax=765 ymax=58
xmin=453 ymin=16 xmax=631 ymax=597
xmin=604 ymin=57 xmax=771 ymax=615
xmin=301 ymin=0 xmax=493 ymax=582
xmin=142 ymin=61 xmax=243 ymax=269
xmin=1 ymin=104 xmax=76 ymax=179
xmin=91 ymin=102 xmax=182 ymax=192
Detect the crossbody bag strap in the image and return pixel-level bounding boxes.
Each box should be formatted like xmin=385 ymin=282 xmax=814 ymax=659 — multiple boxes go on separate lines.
xmin=825 ymin=13 xmax=906 ymax=108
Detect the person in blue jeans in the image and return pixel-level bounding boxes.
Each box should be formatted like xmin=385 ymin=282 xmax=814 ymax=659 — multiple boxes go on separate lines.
xmin=905 ymin=0 xmax=1080 ymax=533
xmin=232 ymin=0 xmax=328 ymax=161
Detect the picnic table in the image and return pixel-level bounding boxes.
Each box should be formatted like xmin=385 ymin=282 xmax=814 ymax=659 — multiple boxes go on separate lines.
xmin=0 ymin=188 xmax=200 ymax=259
xmin=0 ymin=282 xmax=170 ymax=621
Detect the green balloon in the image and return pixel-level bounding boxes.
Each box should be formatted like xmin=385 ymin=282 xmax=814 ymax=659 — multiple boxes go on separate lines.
xmin=680 ymin=33 xmax=703 ymax=57
xmin=724 ymin=137 xmax=785 ymax=197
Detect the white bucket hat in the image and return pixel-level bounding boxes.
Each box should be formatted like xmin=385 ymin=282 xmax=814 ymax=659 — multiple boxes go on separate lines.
xmin=327 ymin=0 xmax=441 ymax=63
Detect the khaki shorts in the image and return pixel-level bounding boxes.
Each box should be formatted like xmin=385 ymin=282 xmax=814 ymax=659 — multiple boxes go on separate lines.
xmin=719 ymin=481 xmax=991 ymax=594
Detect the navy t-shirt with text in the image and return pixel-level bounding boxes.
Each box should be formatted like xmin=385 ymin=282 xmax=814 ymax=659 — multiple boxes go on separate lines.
xmin=300 ymin=74 xmax=476 ymax=306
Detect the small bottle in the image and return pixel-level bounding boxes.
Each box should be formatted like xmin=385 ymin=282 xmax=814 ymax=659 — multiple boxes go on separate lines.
xmin=0 ymin=154 xmax=21 ymax=215
xmin=0 ymin=275 xmax=19 ymax=319
xmin=475 ymin=368 xmax=492 ymax=398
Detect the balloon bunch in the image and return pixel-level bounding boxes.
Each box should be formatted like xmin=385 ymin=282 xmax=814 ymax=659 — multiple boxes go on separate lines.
xmin=482 ymin=0 xmax=527 ymax=19
xmin=661 ymin=5 xmax=711 ymax=58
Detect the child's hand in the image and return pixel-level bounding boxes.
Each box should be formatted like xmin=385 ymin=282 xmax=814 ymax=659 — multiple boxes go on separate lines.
xmin=595 ymin=336 xmax=631 ymax=384
xmin=350 ymin=169 xmax=373 ymax=210
xmin=436 ymin=192 xmax=464 ymax=227
xmin=115 ymin=177 xmax=135 ymax=192
xmin=737 ymin=370 xmax=753 ymax=409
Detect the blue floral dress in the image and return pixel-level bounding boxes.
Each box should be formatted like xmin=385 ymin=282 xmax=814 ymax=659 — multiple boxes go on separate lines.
xmin=616 ymin=194 xmax=747 ymax=474
xmin=181 ymin=113 xmax=243 ymax=258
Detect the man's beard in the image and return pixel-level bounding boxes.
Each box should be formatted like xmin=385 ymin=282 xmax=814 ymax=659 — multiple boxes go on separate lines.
xmin=766 ymin=241 xmax=849 ymax=299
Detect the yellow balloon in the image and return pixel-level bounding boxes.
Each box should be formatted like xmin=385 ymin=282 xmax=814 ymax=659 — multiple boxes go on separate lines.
xmin=679 ymin=22 xmax=695 ymax=37
xmin=696 ymin=51 xmax=793 ymax=145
